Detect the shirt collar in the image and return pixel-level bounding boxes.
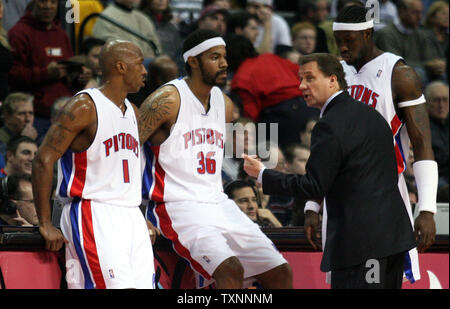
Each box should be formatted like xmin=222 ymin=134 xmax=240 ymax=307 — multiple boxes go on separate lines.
xmin=320 ymin=90 xmax=343 ymax=118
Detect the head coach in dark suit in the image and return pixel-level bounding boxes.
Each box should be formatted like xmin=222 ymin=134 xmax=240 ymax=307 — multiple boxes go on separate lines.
xmin=243 ymin=53 xmax=416 ymax=289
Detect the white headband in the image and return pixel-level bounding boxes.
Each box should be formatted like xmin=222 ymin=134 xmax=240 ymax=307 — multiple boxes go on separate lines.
xmin=333 ymin=19 xmax=374 ymax=31
xmin=183 ymin=37 xmax=226 ymax=63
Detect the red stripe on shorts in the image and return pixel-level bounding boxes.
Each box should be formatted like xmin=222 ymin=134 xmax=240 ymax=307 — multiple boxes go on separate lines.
xmin=156 ymin=202 xmax=212 ymax=280
xmin=81 ymin=199 xmax=106 ymax=289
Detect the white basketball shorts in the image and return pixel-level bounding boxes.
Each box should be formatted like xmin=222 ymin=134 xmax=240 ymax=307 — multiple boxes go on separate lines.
xmin=60 ymin=198 xmax=155 ymax=289
xmin=151 ymin=198 xmax=287 ymax=281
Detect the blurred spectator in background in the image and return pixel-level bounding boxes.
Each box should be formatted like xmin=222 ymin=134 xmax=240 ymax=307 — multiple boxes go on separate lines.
xmin=80 ymin=37 xmax=105 ymax=88
xmin=296 ymin=0 xmax=329 ymax=53
xmin=246 ymin=0 xmax=292 ymax=54
xmin=128 ymin=54 xmax=179 ymax=107
xmin=375 ymin=0 xmax=446 ymax=84
xmin=196 ymin=4 xmax=229 ymax=36
xmin=284 ymin=143 xmax=311 ymax=226
xmin=140 ymin=0 xmax=183 ymax=64
xmin=0 ymin=0 xmax=12 ymax=103
xmin=227 ymin=34 xmax=318 ymax=150
xmin=423 ymin=1 xmax=449 ymax=61
xmin=93 ymin=0 xmax=161 ymax=58
xmin=291 ymin=22 xmax=317 ymax=56
xmin=1 ymin=136 xmax=37 ymax=178
xmin=0 ymin=174 xmax=38 ymax=226
xmin=299 ymin=116 xmax=318 ymax=149
xmin=371 ymin=0 xmax=399 ymax=31
xmin=425 ymin=81 xmax=449 ymax=189
xmin=62 ymin=55 xmax=94 ymax=93
xmin=227 ymin=11 xmax=260 ymax=48
xmin=222 ymin=116 xmax=256 ymax=183
xmin=0 ymin=93 xmax=37 ymax=158
xmin=224 ymin=179 xmax=282 ymax=227
xmin=8 ymin=0 xmax=73 ymax=141
xmin=261 ymin=143 xmax=295 ymax=226
xmin=203 ymin=0 xmax=231 ymax=9
xmin=1 ymin=0 xmax=31 ymax=31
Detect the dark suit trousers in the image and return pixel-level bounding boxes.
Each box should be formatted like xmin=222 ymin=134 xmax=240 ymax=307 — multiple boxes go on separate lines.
xmin=330 ymin=252 xmax=406 ymax=289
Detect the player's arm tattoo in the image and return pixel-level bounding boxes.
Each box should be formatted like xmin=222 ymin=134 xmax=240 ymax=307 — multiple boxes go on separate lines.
xmin=43 ymin=123 xmax=75 ymax=156
xmin=138 ymin=92 xmax=172 ymax=143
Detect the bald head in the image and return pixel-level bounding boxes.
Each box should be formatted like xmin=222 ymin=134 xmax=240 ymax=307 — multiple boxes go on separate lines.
xmin=99 ymin=40 xmax=143 ymax=79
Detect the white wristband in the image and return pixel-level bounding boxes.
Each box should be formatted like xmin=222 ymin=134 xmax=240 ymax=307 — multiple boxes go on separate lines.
xmin=412 ymin=160 xmax=438 ymax=214
xmin=304 ymin=201 xmax=321 ymax=214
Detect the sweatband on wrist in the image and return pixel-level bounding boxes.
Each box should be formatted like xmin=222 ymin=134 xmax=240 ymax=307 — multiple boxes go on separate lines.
xmin=413 ymin=160 xmax=438 ymax=214
xmin=183 ymin=37 xmax=226 ymax=63
xmin=398 ymin=95 xmax=426 ymax=108
xmin=304 ymin=201 xmax=321 ymax=214
xmin=333 ymin=20 xmax=374 ymax=31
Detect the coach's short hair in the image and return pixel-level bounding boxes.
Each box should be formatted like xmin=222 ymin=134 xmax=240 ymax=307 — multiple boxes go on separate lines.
xmin=183 ymin=29 xmax=223 ymax=76
xmin=299 ymin=53 xmax=348 ymax=91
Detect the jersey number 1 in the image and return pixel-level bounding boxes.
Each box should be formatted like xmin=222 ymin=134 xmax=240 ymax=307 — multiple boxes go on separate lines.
xmin=123 ymin=160 xmax=130 ymax=183
xmin=197 ymin=151 xmax=216 ymax=175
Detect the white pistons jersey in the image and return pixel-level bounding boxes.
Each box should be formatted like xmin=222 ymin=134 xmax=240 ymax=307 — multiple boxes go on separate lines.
xmin=341 ymin=52 xmax=422 ymax=283
xmin=142 ymin=78 xmax=228 ymax=204
xmin=341 ymin=52 xmax=411 ymax=175
xmin=56 ymin=88 xmax=142 ymax=207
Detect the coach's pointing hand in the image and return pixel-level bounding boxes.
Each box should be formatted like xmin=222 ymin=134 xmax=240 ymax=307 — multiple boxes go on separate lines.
xmin=242 ymin=154 xmax=265 ymax=179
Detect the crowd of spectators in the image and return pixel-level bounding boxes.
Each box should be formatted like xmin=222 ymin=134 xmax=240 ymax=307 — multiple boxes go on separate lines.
xmin=0 ymin=0 xmax=448 ymax=228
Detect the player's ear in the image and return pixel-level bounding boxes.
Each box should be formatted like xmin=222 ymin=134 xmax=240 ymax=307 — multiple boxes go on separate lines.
xmin=115 ymin=60 xmax=127 ymax=74
xmin=187 ymin=56 xmax=200 ymax=71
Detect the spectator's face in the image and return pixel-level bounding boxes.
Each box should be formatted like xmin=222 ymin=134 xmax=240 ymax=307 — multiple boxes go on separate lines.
xmin=117 ymin=0 xmax=141 ymax=9
xmin=246 ymin=2 xmax=271 ymax=14
xmin=300 ymin=120 xmax=317 ymax=148
xmin=13 ymin=181 xmax=38 ymax=226
xmin=8 ymin=142 xmax=38 ymax=176
xmin=427 ymin=85 xmax=449 ymax=120
xmin=294 ymin=29 xmax=317 ymax=55
xmin=150 ymin=0 xmax=168 ymax=12
xmin=232 ymin=187 xmax=259 ymax=221
xmin=314 ymin=0 xmax=329 ymax=23
xmin=399 ymin=0 xmax=422 ymax=29
xmin=32 ymin=0 xmax=58 ymax=25
xmin=213 ymin=0 xmax=231 ymax=10
xmin=6 ymin=100 xmax=34 ymax=135
xmin=199 ymin=13 xmax=227 ymax=35
xmin=196 ymin=45 xmax=228 ymax=87
xmin=434 ymin=6 xmax=449 ymax=29
xmin=87 ymin=45 xmax=103 ymax=76
xmin=287 ymin=147 xmax=310 ymax=175
xmin=0 ymin=0 xmax=4 ymax=21
xmin=239 ymin=18 xmax=260 ymax=44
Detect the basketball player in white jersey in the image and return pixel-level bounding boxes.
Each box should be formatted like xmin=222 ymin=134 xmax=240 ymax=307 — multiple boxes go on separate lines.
xmin=32 ymin=41 xmax=156 ymax=289
xmin=304 ymin=5 xmax=437 ymax=285
xmin=138 ymin=29 xmax=292 ymax=289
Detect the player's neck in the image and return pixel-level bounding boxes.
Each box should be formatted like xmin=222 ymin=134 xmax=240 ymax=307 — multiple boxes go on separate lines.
xmin=185 ymin=77 xmax=212 ymax=110
xmin=355 ymin=47 xmax=383 ymax=72
xmin=99 ymin=83 xmax=128 ymax=109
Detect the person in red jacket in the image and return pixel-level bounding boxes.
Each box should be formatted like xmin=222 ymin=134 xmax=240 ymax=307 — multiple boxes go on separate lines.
xmin=226 ymin=34 xmax=318 ymax=149
xmin=8 ymin=0 xmax=73 ymax=141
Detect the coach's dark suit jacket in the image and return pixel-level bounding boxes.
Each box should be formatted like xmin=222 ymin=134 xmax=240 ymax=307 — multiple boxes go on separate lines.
xmin=262 ymin=91 xmax=416 ymax=272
